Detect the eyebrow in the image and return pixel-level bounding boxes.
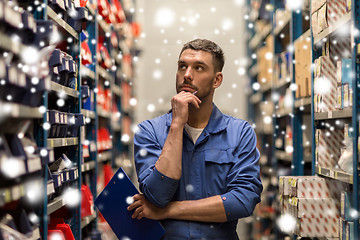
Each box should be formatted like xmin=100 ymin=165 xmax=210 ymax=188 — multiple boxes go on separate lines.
xmin=177 ymin=60 xmax=208 ymax=66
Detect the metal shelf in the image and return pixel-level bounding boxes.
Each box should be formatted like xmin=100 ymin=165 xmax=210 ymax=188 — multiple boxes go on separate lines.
xmin=82 ymin=160 xmax=96 ymax=173
xmin=113 ymin=85 xmax=122 ymax=97
xmin=50 ymin=81 xmax=79 ymax=98
xmin=275 ymin=150 xmax=292 ymax=162
xmin=314 ymin=12 xmax=351 ymax=44
xmin=0 ymin=101 xmax=43 ymax=119
xmin=47 ymin=195 xmax=65 ymax=214
xmin=250 ymin=93 xmax=262 ymax=104
xmin=274 ymin=13 xmax=291 ymax=35
xmin=81 ymin=212 xmax=96 ymax=229
xmin=314 ymin=108 xmax=352 ymax=120
xmin=294 ymin=97 xmax=311 ymax=108
xmin=97 ymin=65 xmax=112 ymax=81
xmin=260 ymin=82 xmax=272 ymax=93
xmin=249 ymin=24 xmax=272 ymax=49
xmin=275 ymin=78 xmax=291 ymax=89
xmin=315 ymin=165 xmax=353 ymax=184
xmin=81 ymin=109 xmax=96 ymax=119
xmin=98 ymin=151 xmax=112 ymax=162
xmin=30 ymin=228 xmax=40 ymax=240
xmin=0 ymin=184 xmax=25 ymax=205
xmin=97 ymin=105 xmax=111 ymax=119
xmin=47 ymin=137 xmax=79 ymax=148
xmin=86 ymin=1 xmax=96 ymax=16
xmin=112 ymin=121 xmax=121 ymax=132
xmin=0 ymin=32 xmax=29 ymax=55
xmin=275 ymin=108 xmax=292 ymax=118
xmin=98 ymin=18 xmax=111 ymax=33
xmin=249 ymin=64 xmax=258 ymax=77
xmin=46 ymin=6 xmax=78 ymax=40
xmin=81 ymin=65 xmax=96 ymax=80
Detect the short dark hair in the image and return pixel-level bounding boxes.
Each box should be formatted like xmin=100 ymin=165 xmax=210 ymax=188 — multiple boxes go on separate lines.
xmin=180 ymin=39 xmax=225 ymax=72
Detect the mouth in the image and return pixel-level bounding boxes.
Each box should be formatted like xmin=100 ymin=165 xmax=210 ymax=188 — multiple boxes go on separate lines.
xmin=181 ymin=86 xmax=196 ymax=93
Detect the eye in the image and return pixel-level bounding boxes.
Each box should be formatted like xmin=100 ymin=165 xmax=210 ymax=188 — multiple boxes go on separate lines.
xmin=178 ymin=64 xmax=186 ymax=70
xmin=195 ymin=65 xmax=204 ymax=71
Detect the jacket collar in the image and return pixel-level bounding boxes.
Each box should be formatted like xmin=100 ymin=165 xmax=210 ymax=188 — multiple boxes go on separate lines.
xmin=165 ymin=103 xmax=227 ymax=134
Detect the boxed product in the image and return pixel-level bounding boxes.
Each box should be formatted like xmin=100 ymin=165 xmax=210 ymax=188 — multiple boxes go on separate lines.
xmin=296 ymin=217 xmax=339 ymax=238
xmin=290 ymin=197 xmax=340 ymax=218
xmin=279 ymin=176 xmax=292 ymax=195
xmin=314 ymin=56 xmax=337 ymax=112
xmin=317 ymin=129 xmax=344 ymax=168
xmin=290 ymin=176 xmax=345 ymax=199
xmin=327 ymin=0 xmax=348 ymax=29
xmin=294 ymin=37 xmax=311 ymax=98
xmin=341 ymin=191 xmax=355 ymax=221
xmin=311 ymin=0 xmax=326 ymax=14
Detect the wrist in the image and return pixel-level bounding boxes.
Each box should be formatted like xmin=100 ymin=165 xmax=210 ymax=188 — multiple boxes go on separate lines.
xmin=170 ymin=120 xmax=186 ymax=130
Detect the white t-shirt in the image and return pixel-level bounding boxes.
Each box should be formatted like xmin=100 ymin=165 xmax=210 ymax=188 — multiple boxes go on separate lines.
xmin=184 ymin=124 xmax=204 ymax=144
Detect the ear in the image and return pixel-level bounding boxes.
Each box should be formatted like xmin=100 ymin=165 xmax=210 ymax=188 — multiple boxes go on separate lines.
xmin=213 ymin=72 xmax=223 ymax=89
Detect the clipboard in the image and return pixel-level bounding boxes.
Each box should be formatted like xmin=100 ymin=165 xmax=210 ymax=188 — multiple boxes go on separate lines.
xmin=94 ymin=167 xmax=165 ymax=240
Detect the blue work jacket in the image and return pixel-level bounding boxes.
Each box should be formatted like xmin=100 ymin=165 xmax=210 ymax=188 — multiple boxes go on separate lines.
xmin=134 ymin=104 xmax=262 ymax=240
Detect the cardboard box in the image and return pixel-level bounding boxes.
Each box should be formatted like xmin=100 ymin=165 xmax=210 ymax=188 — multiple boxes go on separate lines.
xmin=341 ymin=191 xmax=355 ymax=221
xmin=318 ymin=4 xmax=328 ymax=32
xmin=290 ymin=197 xmax=340 ymax=218
xmin=290 ymin=176 xmax=345 ymax=199
xmin=296 ymin=217 xmax=339 ymax=238
xmin=314 ymin=56 xmax=337 ymax=112
xmin=327 ymin=0 xmax=348 ymax=29
xmin=294 ymin=37 xmax=311 ymax=98
xmin=317 ymin=129 xmax=344 ymax=168
xmin=311 ymin=0 xmax=326 ymax=14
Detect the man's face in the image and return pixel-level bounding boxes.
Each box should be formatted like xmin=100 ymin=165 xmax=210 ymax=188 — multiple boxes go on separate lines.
xmin=176 ymin=49 xmax=217 ymax=101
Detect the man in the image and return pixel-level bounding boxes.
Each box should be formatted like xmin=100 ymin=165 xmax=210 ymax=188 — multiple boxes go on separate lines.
xmin=128 ymin=39 xmax=262 ymax=239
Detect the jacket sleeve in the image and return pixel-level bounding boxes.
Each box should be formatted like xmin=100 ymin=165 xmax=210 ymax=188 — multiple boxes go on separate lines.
xmin=220 ymin=122 xmax=263 ymax=221
xmin=133 ymin=120 xmax=179 ymax=208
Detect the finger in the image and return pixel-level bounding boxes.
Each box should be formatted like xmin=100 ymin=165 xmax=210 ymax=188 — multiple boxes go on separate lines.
xmin=127 ymin=201 xmax=140 ymax=211
xmin=137 ymin=212 xmax=143 ymax=220
xmin=132 ymin=194 xmax=142 ymax=200
xmin=132 ymin=206 xmax=143 ymax=219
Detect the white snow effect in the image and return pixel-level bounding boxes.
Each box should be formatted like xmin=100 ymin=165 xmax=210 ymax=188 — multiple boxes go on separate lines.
xmin=252 ymin=82 xmax=260 ymax=91
xmin=118 ymin=172 xmax=125 ymax=179
xmin=186 ymin=184 xmax=194 ymax=193
xmin=263 ymin=116 xmax=272 ymax=124
xmin=155 ymin=8 xmax=176 ymax=28
xmin=314 ymin=77 xmax=332 ymax=95
xmin=121 ymin=134 xmax=130 ymax=143
xmin=63 ymin=188 xmax=81 ymax=207
xmin=126 ymin=196 xmax=134 ymax=205
xmin=139 ymin=149 xmax=148 ymax=157
xmin=286 ymin=0 xmax=303 ymax=11
xmin=277 ymin=214 xmax=297 ymax=233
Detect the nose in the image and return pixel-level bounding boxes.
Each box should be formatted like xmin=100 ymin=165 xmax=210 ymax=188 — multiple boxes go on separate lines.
xmin=184 ymin=67 xmax=193 ymax=81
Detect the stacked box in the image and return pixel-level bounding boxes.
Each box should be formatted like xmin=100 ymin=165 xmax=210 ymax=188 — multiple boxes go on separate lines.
xmin=314 ymin=56 xmax=337 ymax=112
xmin=316 ymin=129 xmax=344 ymax=168
xmin=327 ymin=0 xmax=348 ymax=29
xmin=336 ymin=59 xmax=352 ymax=109
xmin=294 ymin=37 xmax=311 ymax=98
xmin=296 ymin=217 xmax=339 ymax=238
xmin=312 ymin=0 xmax=348 ymax=38
xmin=341 ymin=191 xmax=354 ymax=221
xmin=290 ymin=176 xmax=345 ymax=199
xmin=291 ymin=197 xmax=340 ymax=218
xmin=256 ymin=35 xmax=274 ymax=85
xmin=279 ymin=176 xmax=348 ymax=238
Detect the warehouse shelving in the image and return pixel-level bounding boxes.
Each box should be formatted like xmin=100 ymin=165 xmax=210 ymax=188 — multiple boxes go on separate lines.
xmin=246 ymin=0 xmax=312 ymax=238
xmin=247 ymin=0 xmax=360 ymax=239
xmin=50 ymin=81 xmax=80 ymax=98
xmin=0 ymin=0 xmax=138 ymax=239
xmin=46 ymin=6 xmax=79 ymax=40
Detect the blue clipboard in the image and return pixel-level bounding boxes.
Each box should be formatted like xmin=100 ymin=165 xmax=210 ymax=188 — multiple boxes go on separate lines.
xmin=94 ymin=167 xmax=165 ymax=240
